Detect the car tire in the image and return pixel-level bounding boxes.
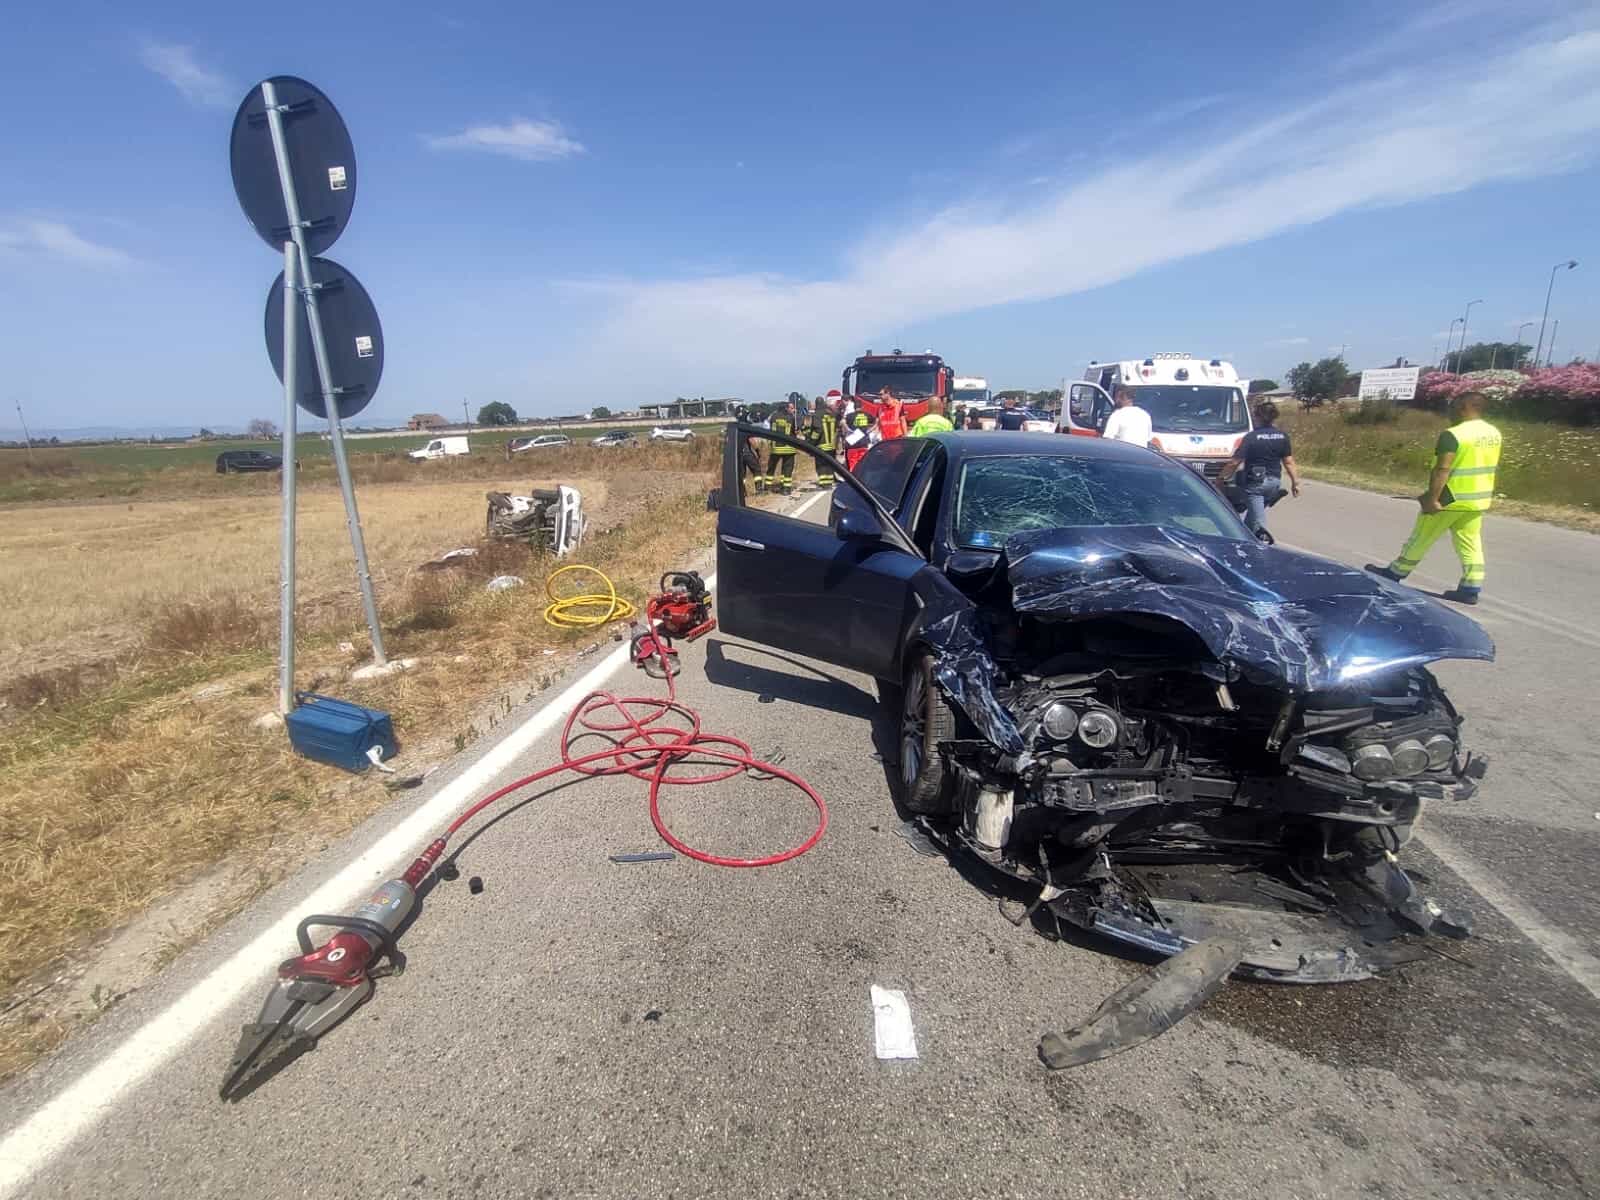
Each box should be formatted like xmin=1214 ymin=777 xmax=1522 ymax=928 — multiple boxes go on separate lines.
xmin=895 ymin=652 xmax=957 ymax=815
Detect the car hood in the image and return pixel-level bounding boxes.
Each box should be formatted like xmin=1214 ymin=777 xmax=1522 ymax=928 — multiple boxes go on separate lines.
xmin=999 ymin=525 xmax=1494 ymax=693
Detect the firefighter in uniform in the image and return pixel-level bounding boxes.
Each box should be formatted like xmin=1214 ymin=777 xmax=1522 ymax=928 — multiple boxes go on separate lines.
xmin=807 ymin=395 xmax=839 ymax=487
xmin=768 ymin=400 xmax=798 ymax=495
xmin=1367 ymin=390 xmax=1501 ymax=605
xmin=733 ymin=405 xmax=764 ymax=494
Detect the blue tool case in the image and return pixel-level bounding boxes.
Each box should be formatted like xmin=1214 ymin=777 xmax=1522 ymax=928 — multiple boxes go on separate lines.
xmin=284 ymin=693 xmax=398 ymax=772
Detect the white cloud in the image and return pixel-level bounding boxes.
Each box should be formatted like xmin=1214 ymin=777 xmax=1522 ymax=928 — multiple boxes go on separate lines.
xmin=566 ymin=22 xmax=1600 ymax=387
xmin=425 ymin=118 xmax=585 ymax=161
xmin=1266 ymin=336 xmax=1311 ymax=346
xmin=137 ymin=40 xmax=230 ymax=108
xmin=0 ymin=219 xmax=133 ymax=267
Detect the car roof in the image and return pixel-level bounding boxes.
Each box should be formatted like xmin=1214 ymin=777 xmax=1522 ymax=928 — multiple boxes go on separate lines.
xmin=923 ymin=430 xmax=1155 ymax=464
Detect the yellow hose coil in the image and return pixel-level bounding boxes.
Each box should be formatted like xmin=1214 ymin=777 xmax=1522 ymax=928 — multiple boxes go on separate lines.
xmin=542 ymin=564 xmax=637 ymax=629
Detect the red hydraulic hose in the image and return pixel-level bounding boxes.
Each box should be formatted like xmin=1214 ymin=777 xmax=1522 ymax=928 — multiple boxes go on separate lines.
xmin=398 ymin=631 xmax=828 ymax=887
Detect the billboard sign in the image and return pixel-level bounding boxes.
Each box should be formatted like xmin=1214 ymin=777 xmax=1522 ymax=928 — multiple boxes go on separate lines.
xmin=1358 ymin=366 xmax=1421 ymax=401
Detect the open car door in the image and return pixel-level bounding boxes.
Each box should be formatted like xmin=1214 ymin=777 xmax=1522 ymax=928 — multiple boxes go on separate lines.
xmin=713 ymin=423 xmax=926 ymax=681
xmin=1061 ymin=382 xmax=1112 ymax=436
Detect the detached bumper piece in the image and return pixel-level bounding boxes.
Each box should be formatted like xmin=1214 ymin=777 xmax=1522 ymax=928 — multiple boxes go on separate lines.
xmin=1039 ymin=938 xmax=1242 ymax=1070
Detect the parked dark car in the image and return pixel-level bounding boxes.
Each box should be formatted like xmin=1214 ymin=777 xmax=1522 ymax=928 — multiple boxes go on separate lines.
xmin=216 ymin=450 xmax=283 ymax=474
xmin=715 ymin=426 xmax=1493 ymax=981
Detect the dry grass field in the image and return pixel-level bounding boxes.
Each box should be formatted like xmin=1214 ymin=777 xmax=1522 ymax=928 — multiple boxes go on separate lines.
xmin=1 ymin=476 xmax=610 ymax=693
xmin=0 ymin=439 xmax=726 ymax=1080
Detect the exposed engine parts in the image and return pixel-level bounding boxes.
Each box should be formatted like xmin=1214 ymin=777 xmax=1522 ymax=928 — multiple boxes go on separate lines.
xmin=903 ymin=524 xmax=1494 ymax=983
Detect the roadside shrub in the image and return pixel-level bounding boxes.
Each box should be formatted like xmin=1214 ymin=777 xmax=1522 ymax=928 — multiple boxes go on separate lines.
xmin=1344 ymin=397 xmax=1401 ymax=425
xmin=145 ymin=595 xmax=266 ymax=656
xmin=396 ymin=572 xmax=460 ymax=632
xmin=1506 ymin=364 xmax=1600 ymax=426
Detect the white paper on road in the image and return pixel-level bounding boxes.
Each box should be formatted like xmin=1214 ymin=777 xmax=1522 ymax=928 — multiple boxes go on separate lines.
xmin=870 ymin=985 xmax=919 ymax=1060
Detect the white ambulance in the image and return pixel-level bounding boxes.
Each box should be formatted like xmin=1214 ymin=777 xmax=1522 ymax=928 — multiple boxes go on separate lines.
xmin=1059 ymin=355 xmax=1253 ymax=479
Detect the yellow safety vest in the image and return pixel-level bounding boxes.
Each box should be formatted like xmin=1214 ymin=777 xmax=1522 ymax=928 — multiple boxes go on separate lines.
xmin=769 ymin=414 xmax=797 ymax=455
xmin=1441 ymin=417 xmax=1501 ymax=511
xmin=819 ymin=413 xmax=837 ymax=450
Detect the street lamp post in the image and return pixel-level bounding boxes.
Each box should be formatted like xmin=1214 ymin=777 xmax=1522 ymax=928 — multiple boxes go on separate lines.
xmin=1546 ymin=320 xmax=1560 ymax=368
xmin=1513 ymin=321 xmax=1534 ymax=368
xmin=1442 ymin=318 xmax=1463 ymax=369
xmin=1453 ymin=299 xmax=1483 ymax=373
xmin=1535 ymin=260 xmax=1578 ymax=368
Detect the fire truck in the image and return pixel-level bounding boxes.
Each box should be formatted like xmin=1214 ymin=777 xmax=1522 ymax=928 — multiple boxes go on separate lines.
xmin=1060 ymin=354 xmax=1253 ymax=477
xmin=841 ymin=349 xmax=952 ymax=427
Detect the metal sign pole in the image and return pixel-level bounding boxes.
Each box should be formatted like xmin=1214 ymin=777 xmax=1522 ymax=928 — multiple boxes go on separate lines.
xmin=278 ymin=243 xmax=299 ymax=713
xmin=260 ymin=79 xmax=388 ymax=665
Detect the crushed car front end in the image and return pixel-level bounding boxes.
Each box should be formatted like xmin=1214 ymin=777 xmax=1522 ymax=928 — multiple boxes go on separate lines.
xmin=919 ymin=526 xmax=1493 ymax=981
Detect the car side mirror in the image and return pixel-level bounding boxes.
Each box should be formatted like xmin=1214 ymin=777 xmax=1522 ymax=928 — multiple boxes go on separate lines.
xmin=836 ymin=507 xmax=884 ymax=540
xmin=945 ymin=549 xmax=1000 ymax=583
xmin=1255 ymin=527 xmax=1275 ymax=545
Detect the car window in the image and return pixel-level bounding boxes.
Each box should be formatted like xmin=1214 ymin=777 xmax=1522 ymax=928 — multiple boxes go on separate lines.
xmin=953 ymin=453 xmax=1246 ymax=548
xmin=851 ymin=437 xmax=931 ymax=513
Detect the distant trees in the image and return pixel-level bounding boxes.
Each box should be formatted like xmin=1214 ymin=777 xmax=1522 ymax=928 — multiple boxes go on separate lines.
xmin=1286 ymin=359 xmax=1354 ymax=408
xmin=246 ymin=418 xmax=278 ymax=439
xmin=1248 ymin=379 xmax=1279 ymax=395
xmin=477 ymin=401 xmax=518 ymax=426
xmin=1448 ymin=341 xmax=1532 ymax=372
xmin=590 ymin=405 xmax=612 ymax=420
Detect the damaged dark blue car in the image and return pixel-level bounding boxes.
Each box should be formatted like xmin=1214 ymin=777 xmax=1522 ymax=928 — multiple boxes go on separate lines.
xmin=716 ymin=427 xmax=1492 ymax=983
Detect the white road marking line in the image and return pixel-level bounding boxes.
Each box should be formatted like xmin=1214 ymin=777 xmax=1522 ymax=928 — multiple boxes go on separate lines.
xmin=1416 ymin=828 xmax=1600 ymax=1005
xmin=0 ymin=569 xmax=727 ymax=1196
xmin=790 ymin=489 xmax=829 ymax=520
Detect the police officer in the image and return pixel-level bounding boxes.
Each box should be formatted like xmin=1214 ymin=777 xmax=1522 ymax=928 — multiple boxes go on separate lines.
xmin=1219 ymin=400 xmax=1300 ymax=534
xmin=997 ymin=395 xmax=1027 ymax=431
xmin=768 ymin=400 xmax=799 ymax=495
xmin=1367 ymin=390 xmax=1501 ymax=605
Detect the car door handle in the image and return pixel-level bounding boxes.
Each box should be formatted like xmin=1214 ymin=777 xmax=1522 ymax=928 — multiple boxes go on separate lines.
xmin=720 ymin=535 xmax=765 ymax=551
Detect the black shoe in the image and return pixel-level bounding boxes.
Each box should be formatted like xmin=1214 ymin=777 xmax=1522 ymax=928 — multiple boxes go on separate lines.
xmin=1441 ymin=588 xmax=1480 ymax=605
xmin=1365 ymin=563 xmax=1405 ymax=582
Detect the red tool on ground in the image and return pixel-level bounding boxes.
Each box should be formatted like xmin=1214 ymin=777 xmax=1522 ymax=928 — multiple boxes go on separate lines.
xmin=631 ymin=570 xmax=716 ymax=679
xmin=220 ymin=574 xmax=816 ymax=1101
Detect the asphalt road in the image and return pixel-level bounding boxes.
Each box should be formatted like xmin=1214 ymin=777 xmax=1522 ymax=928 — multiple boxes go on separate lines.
xmin=3 ymin=480 xmax=1598 ymax=1199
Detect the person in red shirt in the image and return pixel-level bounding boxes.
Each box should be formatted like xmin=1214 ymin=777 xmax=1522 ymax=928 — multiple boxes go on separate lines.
xmin=876 ymin=386 xmax=906 ymax=440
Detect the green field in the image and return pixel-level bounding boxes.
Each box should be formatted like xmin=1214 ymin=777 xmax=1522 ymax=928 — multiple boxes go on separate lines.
xmin=0 ymin=422 xmax=719 ymax=503
xmin=1280 ymin=407 xmax=1600 ymax=525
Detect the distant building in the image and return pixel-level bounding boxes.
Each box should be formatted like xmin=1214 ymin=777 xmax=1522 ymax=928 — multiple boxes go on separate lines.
xmin=408 ymin=413 xmax=449 ymax=430
xmin=638 ymin=398 xmax=735 ymax=420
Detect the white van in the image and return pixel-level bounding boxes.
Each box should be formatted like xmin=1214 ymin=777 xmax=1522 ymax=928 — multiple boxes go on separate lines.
xmin=1061 ymin=355 xmax=1252 ymax=479
xmin=408 ymin=435 xmax=470 ymax=461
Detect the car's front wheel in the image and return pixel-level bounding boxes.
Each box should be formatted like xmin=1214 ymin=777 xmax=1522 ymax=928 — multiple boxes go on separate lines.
xmin=894 ymin=652 xmax=957 ymax=814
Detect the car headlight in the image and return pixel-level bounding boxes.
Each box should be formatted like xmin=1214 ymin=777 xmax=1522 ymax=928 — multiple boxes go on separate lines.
xmin=1424 ymin=734 xmax=1455 ymax=770
xmin=1040 ymin=702 xmax=1078 ymax=741
xmin=1389 ymin=738 xmax=1429 ymax=777
xmin=1351 ymin=744 xmax=1396 ymax=781
xmin=1077 ymin=709 xmax=1119 ymax=749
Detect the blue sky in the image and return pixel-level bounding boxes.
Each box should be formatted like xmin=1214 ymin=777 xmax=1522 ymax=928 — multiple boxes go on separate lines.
xmin=2 ymin=0 xmax=1599 ymax=431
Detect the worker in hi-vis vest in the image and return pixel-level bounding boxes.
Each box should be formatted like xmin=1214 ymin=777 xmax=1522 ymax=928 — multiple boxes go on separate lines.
xmin=768 ymin=401 xmax=798 ymax=495
xmin=810 ymin=397 xmax=839 ymax=487
xmin=1367 ymin=390 xmax=1501 ymax=605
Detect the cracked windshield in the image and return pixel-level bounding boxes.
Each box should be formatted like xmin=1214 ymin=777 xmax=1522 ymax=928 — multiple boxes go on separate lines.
xmin=954 ymin=455 xmax=1246 ymax=547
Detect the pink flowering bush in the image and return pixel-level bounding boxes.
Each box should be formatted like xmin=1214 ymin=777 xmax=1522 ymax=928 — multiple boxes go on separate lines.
xmin=1510 ymin=363 xmax=1600 ymax=426
xmin=1416 ymin=364 xmax=1600 ymax=425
